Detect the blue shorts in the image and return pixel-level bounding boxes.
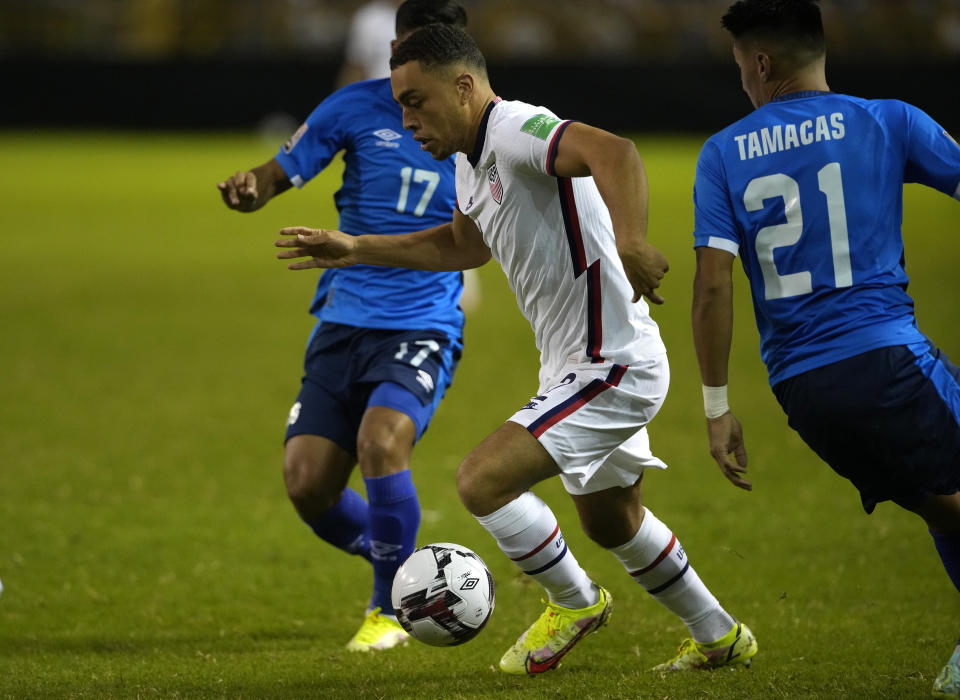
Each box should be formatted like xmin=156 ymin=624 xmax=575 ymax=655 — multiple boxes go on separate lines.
xmin=284 ymin=322 xmax=462 ymax=455
xmin=773 ymin=341 xmax=960 ymax=513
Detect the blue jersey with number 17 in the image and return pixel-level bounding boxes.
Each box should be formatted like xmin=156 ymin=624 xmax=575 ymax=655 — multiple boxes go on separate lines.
xmin=275 ymin=78 xmax=463 ymax=340
xmin=694 ymin=91 xmax=960 ymax=385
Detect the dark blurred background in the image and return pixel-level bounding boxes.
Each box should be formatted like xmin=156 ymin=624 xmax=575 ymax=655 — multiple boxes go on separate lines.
xmin=4 ymin=0 xmax=959 ymax=133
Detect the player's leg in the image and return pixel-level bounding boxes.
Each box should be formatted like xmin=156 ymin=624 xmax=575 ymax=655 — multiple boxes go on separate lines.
xmin=283 ymin=433 xmax=368 ymax=559
xmin=458 ymin=422 xmax=610 ymax=674
xmin=346 ymin=330 xmax=461 ymax=651
xmin=571 ymin=476 xmax=757 ymax=671
xmin=911 ymin=492 xmax=960 ymax=699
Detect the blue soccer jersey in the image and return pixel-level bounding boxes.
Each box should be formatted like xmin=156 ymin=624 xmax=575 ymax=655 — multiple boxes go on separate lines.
xmin=275 ymin=78 xmax=463 ymax=340
xmin=694 ymin=91 xmax=960 ymax=385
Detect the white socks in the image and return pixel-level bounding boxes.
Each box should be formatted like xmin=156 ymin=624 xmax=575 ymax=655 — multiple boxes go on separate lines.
xmin=475 ymin=491 xmax=598 ymax=609
xmin=609 ymin=506 xmax=734 ymax=643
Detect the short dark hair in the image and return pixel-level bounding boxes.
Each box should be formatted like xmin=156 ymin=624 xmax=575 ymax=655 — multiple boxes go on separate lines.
xmin=390 ymin=23 xmax=487 ymax=77
xmin=396 ymin=0 xmax=467 ymax=37
xmin=722 ymin=0 xmax=825 ymax=58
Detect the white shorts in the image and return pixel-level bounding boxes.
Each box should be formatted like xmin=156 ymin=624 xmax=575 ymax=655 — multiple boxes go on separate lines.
xmin=508 ymin=355 xmax=669 ymax=495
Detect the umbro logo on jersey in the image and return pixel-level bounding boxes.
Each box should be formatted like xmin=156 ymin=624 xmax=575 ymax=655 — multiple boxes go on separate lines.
xmin=374 ymin=128 xmax=403 ymax=148
xmin=416 ymin=369 xmax=435 ymax=394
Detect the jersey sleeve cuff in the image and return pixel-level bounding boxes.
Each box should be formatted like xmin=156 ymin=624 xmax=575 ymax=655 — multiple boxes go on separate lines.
xmin=702 ymin=236 xmax=740 ymax=256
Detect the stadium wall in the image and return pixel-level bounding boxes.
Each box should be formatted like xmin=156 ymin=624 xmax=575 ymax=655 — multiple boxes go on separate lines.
xmin=6 ymin=58 xmax=959 ymax=133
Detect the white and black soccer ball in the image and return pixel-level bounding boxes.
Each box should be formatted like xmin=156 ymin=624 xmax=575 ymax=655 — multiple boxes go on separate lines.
xmin=391 ymin=542 xmax=495 ymax=646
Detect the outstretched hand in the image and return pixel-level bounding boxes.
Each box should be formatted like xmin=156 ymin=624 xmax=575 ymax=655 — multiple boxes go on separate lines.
xmin=706 ymin=412 xmax=752 ymax=491
xmin=619 ymin=239 xmax=669 ymax=305
xmin=275 ymin=227 xmax=358 ymax=270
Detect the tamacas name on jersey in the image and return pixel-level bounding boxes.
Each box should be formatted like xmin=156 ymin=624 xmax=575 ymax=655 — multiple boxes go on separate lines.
xmin=733 ymin=112 xmax=845 ymax=161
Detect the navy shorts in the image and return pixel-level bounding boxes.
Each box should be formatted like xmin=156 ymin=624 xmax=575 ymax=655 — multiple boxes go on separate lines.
xmin=773 ymin=341 xmax=960 ymax=513
xmin=284 ymin=322 xmax=462 ymax=455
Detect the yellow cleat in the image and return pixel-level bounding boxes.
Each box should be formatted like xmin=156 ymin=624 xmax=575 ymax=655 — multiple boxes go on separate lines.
xmin=653 ymin=621 xmax=757 ymax=672
xmin=345 ymin=607 xmax=410 ymax=652
xmin=933 ymin=645 xmax=960 ymax=699
xmin=499 ymin=586 xmax=612 ymax=675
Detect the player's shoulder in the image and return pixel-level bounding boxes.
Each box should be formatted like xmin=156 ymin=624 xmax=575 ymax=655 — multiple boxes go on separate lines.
xmin=488 ymin=99 xmax=563 ymax=146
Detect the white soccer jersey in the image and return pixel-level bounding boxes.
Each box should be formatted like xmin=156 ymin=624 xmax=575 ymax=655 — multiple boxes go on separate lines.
xmin=456 ymin=99 xmax=666 ymax=378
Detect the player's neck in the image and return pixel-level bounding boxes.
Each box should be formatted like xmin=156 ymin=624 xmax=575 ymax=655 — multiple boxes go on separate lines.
xmin=462 ymin=90 xmax=497 ymax=155
xmin=763 ymin=68 xmax=829 ymax=106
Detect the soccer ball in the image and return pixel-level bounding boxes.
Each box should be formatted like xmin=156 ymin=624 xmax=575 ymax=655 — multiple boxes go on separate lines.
xmin=391 ymin=542 xmax=495 ymax=646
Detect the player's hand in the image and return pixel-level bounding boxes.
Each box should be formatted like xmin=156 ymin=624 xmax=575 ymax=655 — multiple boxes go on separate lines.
xmin=275 ymin=226 xmax=358 ymax=270
xmin=217 ymin=170 xmax=261 ymax=211
xmin=619 ymin=239 xmax=669 ymax=305
xmin=706 ymin=412 xmax=751 ymax=491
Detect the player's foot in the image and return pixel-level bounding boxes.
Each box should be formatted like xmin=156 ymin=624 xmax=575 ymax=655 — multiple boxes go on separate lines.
xmin=499 ymin=585 xmax=612 ymax=675
xmin=345 ymin=607 xmax=410 ymax=652
xmin=652 ymin=621 xmax=757 ymax=672
xmin=933 ymin=645 xmax=960 ymax=699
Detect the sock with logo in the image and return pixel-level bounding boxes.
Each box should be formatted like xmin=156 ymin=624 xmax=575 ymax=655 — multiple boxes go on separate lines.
xmin=475 ymin=491 xmax=597 ymax=609
xmin=608 ymin=507 xmax=735 ymax=643
xmin=301 ymin=487 xmax=370 ymax=561
xmin=364 ymin=470 xmax=420 ymax=616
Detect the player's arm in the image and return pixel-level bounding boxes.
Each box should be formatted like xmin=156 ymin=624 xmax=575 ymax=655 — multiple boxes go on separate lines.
xmin=275 ymin=210 xmax=491 ymax=272
xmin=550 ymin=122 xmax=668 ymax=304
xmin=692 ymin=245 xmax=751 ymax=491
xmin=217 ymin=158 xmax=292 ymax=212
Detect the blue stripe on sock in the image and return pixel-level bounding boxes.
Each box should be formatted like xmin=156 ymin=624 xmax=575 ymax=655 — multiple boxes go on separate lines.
xmin=647 ymin=561 xmax=690 ymax=595
xmin=524 ymin=543 xmax=568 ymax=576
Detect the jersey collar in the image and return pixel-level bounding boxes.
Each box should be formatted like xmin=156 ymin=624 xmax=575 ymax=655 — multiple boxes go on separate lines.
xmin=771 ymin=90 xmax=831 ymax=103
xmin=467 ymin=97 xmax=502 ymax=168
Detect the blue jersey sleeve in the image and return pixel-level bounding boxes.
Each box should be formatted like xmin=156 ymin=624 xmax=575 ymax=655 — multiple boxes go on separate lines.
xmin=897 ymin=102 xmax=960 ymax=198
xmin=274 ymin=87 xmax=355 ymax=187
xmin=693 ymin=138 xmax=741 ymax=255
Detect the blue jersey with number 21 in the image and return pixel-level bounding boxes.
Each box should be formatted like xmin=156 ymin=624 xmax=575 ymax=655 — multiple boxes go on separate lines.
xmin=275 ymin=78 xmax=463 ymax=340
xmin=694 ymin=91 xmax=960 ymax=385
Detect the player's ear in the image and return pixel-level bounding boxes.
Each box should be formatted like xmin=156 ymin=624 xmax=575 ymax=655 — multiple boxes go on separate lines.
xmin=757 ymin=52 xmax=772 ymax=82
xmin=455 ymin=73 xmax=474 ymax=105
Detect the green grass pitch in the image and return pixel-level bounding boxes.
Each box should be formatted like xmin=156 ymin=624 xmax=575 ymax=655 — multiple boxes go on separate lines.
xmin=0 ymin=130 xmax=958 ymax=699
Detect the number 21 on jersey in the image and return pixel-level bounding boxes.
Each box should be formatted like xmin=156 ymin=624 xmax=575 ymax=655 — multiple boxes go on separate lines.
xmin=745 ymin=161 xmax=852 ymax=300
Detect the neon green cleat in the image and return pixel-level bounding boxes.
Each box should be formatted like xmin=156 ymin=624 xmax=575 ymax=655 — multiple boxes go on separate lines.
xmin=499 ymin=586 xmax=613 ymax=675
xmin=653 ymin=621 xmax=758 ymax=672
xmin=345 ymin=607 xmax=410 ymax=652
xmin=933 ymin=645 xmax=960 ymax=699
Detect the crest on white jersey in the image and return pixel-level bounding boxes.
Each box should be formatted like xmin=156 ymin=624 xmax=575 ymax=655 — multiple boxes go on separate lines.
xmin=488 ymin=163 xmax=503 ymax=204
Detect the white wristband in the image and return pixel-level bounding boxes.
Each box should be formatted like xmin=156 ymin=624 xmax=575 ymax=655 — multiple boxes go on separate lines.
xmin=702 ymin=384 xmax=729 ymax=419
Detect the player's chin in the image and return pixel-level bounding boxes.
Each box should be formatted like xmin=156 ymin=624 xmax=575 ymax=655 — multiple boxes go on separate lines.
xmin=423 ymin=140 xmax=452 ymax=160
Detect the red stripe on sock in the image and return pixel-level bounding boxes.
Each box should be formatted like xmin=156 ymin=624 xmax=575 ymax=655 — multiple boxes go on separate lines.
xmin=511 ymin=523 xmax=561 ymax=562
xmin=628 ymin=533 xmax=676 ymax=577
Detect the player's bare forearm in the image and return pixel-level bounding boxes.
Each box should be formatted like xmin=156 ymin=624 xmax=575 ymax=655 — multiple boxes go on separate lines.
xmin=276 ymin=220 xmax=491 ymax=272
xmin=692 ymin=247 xmax=736 ymax=386
xmin=218 ymin=158 xmax=291 ymax=212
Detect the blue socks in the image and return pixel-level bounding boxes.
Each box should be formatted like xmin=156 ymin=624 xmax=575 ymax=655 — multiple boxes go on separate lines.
xmin=302 ymin=487 xmax=371 ymax=561
xmin=931 ymin=530 xmax=960 ymax=593
xmin=299 ymin=472 xmax=420 ymax=616
xmin=364 ymin=470 xmax=420 ymax=616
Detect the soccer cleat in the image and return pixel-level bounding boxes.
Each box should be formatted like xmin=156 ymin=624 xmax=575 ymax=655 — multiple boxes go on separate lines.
xmin=933 ymin=645 xmax=960 ymax=699
xmin=652 ymin=621 xmax=758 ymax=672
xmin=499 ymin=585 xmax=613 ymax=675
xmin=345 ymin=607 xmax=410 ymax=652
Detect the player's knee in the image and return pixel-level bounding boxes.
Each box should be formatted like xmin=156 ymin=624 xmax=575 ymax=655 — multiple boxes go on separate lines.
xmin=356 ymin=427 xmax=410 ymax=477
xmin=456 ymin=456 xmax=500 ymax=516
xmin=283 ymin=451 xmax=340 ymax=514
